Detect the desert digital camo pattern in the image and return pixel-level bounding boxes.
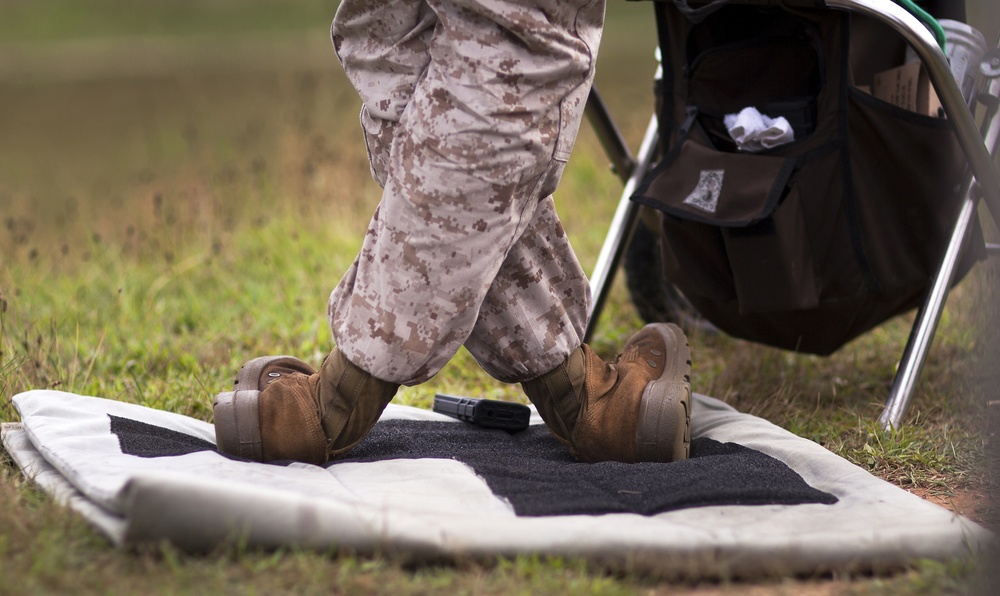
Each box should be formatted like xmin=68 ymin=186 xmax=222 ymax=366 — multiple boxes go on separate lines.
xmin=328 ymin=0 xmax=605 ymax=385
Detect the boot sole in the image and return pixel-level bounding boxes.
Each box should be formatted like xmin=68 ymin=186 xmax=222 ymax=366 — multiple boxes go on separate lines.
xmin=213 ymin=389 xmax=263 ymax=460
xmin=213 ymin=355 xmax=313 ymax=461
xmin=636 ymin=323 xmax=692 ymax=462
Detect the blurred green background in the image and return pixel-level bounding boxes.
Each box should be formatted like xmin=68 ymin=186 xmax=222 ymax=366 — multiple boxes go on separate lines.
xmin=0 ymin=0 xmax=995 ymax=219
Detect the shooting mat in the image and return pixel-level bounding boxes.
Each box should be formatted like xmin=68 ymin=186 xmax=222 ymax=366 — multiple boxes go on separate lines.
xmin=2 ymin=390 xmax=992 ymax=578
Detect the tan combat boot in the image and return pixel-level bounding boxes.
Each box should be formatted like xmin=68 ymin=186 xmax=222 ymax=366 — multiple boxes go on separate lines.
xmin=213 ymin=349 xmax=398 ymax=464
xmin=521 ymin=323 xmax=691 ymax=463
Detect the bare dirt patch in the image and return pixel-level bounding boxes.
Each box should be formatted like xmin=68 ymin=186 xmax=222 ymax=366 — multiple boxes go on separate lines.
xmin=907 ymin=484 xmax=997 ymax=531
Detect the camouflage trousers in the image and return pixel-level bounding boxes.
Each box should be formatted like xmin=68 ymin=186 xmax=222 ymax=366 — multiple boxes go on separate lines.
xmin=328 ymin=0 xmax=605 ymax=385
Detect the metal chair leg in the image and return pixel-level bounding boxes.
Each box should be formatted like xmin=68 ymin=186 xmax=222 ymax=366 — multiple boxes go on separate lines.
xmin=880 ymin=43 xmax=1000 ymax=430
xmin=880 ymin=176 xmax=983 ymax=429
xmin=583 ymin=88 xmax=661 ymax=343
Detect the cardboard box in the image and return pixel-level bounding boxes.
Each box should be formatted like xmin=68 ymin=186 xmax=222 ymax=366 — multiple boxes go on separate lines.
xmin=872 ymin=61 xmax=942 ymax=116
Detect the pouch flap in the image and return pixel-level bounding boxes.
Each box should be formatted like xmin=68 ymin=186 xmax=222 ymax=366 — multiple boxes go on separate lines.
xmin=632 ymin=139 xmax=797 ymax=227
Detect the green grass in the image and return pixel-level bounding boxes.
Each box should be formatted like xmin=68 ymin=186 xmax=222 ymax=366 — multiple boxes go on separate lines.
xmin=1 ymin=2 xmax=999 ymax=594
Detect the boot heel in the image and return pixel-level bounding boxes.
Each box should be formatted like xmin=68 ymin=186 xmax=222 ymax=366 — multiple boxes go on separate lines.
xmin=213 ymin=389 xmax=263 ymax=460
xmin=636 ymin=381 xmax=691 ymax=462
xmin=636 ymin=323 xmax=692 ymax=462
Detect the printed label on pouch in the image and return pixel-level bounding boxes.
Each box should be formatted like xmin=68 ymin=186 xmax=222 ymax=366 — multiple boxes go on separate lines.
xmin=683 ymin=170 xmax=724 ymax=213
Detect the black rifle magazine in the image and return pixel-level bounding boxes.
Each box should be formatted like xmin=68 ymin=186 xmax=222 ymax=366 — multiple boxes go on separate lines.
xmin=432 ymin=394 xmax=531 ymax=432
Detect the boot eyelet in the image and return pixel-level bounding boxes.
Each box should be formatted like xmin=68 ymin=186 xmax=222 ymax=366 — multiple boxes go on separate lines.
xmin=646 ymin=359 xmax=657 ymax=367
xmin=650 ymin=349 xmax=662 ymax=356
xmin=268 ymin=372 xmax=281 ymax=377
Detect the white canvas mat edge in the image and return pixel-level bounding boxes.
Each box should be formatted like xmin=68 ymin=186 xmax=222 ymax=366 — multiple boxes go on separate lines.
xmin=3 ymin=389 xmax=994 ymax=578
xmin=3 ymin=423 xmax=127 ymax=545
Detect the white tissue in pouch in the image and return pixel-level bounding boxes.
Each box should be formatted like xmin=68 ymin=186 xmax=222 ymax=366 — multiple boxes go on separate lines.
xmin=723 ymin=107 xmax=794 ymax=152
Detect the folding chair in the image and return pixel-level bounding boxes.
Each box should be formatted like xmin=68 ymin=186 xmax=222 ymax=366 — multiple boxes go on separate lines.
xmin=583 ymin=0 xmax=1000 ymax=429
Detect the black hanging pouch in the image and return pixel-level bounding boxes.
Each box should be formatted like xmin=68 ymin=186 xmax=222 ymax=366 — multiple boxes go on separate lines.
xmin=633 ymin=136 xmax=818 ymax=315
xmin=629 ymin=0 xmax=981 ymax=355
